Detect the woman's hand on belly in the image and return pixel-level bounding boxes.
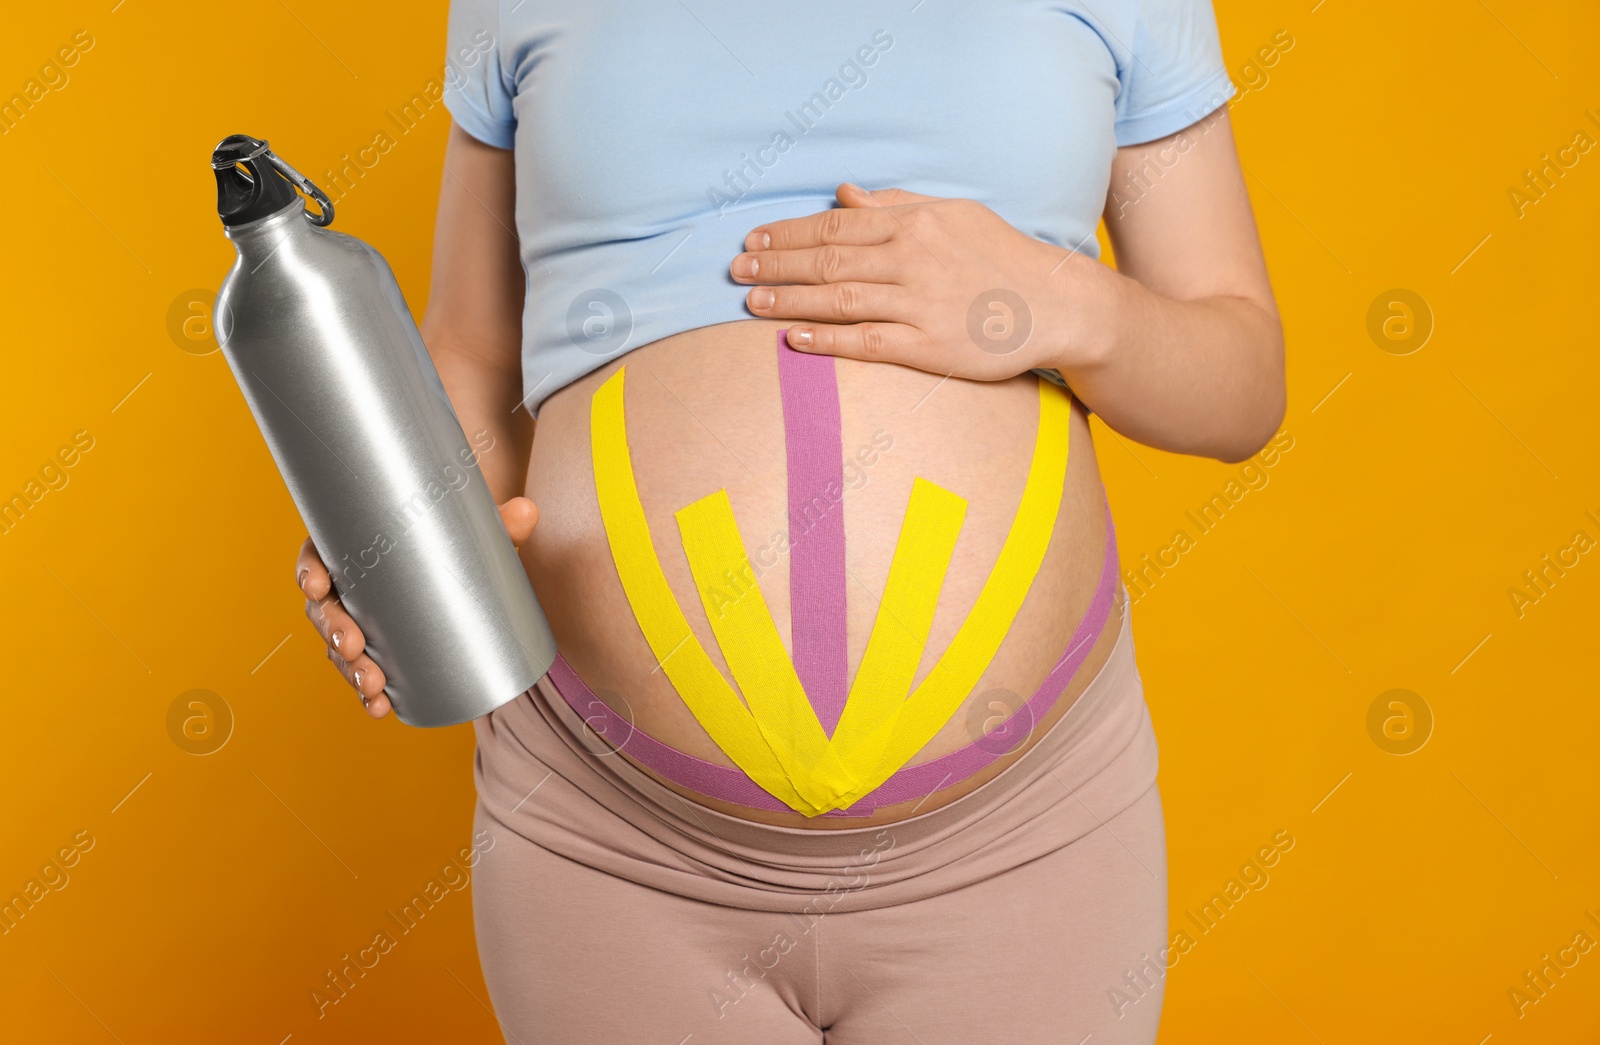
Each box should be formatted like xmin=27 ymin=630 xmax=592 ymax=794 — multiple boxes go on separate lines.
xmin=730 ymin=183 xmax=1076 ymax=381
xmin=728 ymin=113 xmax=1291 ymax=467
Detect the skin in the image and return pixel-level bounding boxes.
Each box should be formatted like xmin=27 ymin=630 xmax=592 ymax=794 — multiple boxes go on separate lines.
xmin=300 ymin=110 xmax=1283 ymax=720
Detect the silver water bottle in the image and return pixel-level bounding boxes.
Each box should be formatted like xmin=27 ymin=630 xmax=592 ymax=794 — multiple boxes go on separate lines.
xmin=211 ymin=134 xmax=556 ymax=727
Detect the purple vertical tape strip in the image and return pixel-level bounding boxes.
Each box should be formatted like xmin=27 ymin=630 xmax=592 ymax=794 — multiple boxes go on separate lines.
xmin=776 ymin=329 xmax=851 ymax=736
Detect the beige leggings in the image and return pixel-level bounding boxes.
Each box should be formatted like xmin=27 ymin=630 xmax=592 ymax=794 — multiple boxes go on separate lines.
xmin=470 ymin=604 xmax=1167 ymax=1044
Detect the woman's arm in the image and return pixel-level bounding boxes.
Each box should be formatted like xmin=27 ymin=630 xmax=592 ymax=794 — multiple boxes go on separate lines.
xmin=423 ymin=123 xmax=534 ymax=500
xmin=296 ymin=122 xmax=536 ymax=717
xmin=730 ymin=107 xmax=1285 ymax=464
xmin=1056 ymin=108 xmax=1285 ymax=462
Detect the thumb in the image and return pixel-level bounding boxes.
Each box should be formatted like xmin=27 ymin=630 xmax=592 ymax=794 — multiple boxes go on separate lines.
xmin=838 ymin=183 xmax=944 ymax=208
xmin=498 ymin=496 xmax=539 ymax=547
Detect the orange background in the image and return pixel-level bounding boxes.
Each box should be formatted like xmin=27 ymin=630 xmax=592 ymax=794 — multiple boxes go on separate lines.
xmin=2 ymin=1 xmax=1597 ymax=1042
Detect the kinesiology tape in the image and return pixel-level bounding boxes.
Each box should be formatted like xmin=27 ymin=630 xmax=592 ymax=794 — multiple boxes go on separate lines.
xmin=588 ymin=334 xmax=1072 ymax=816
xmin=544 ymin=502 xmax=1118 ymax=817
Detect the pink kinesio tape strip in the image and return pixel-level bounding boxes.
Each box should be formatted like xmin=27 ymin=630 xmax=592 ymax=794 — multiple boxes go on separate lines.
xmin=777 ymin=329 xmax=851 ymax=736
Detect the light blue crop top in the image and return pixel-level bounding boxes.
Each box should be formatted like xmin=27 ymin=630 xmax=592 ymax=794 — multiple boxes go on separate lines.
xmin=440 ymin=0 xmax=1235 ymax=416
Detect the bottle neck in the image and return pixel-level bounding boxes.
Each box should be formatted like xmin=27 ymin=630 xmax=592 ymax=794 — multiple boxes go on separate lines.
xmin=224 ymin=200 xmax=311 ymax=266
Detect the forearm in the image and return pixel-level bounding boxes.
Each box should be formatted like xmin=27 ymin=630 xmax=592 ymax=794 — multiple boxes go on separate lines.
xmin=424 ymin=326 xmax=533 ymax=503
xmin=1052 ymin=253 xmax=1285 ymax=463
xmin=418 ymin=126 xmax=530 ymax=502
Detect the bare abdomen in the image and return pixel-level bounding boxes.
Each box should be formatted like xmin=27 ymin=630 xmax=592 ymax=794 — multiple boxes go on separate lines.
xmin=519 ymin=317 xmax=1119 ymax=827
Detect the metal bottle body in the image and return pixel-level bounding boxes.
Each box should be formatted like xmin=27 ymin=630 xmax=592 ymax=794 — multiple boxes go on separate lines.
xmin=216 ymin=201 xmax=555 ymax=726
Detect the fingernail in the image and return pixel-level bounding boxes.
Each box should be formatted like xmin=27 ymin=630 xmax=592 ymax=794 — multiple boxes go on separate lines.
xmin=360 ymin=692 xmax=370 ymax=709
xmin=331 ymin=630 xmax=343 ymax=651
xmin=296 ymin=568 xmax=308 ymax=590
xmin=788 ymin=327 xmax=813 ymax=347
xmin=732 ymin=253 xmax=758 ymax=278
xmin=750 ymin=288 xmax=775 ymax=310
xmin=760 ymin=232 xmax=771 ymax=249
xmin=353 ymin=669 xmax=365 ymax=691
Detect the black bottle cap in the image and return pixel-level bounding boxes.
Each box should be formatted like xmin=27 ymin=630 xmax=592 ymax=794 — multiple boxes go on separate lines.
xmin=212 ymin=134 xmax=300 ymax=227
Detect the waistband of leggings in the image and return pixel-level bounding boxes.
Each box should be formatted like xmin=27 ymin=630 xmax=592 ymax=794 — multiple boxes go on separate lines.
xmin=474 ymin=591 xmax=1157 ymax=911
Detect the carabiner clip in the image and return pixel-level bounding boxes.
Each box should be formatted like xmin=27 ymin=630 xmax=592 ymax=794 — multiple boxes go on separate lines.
xmin=265 ymin=149 xmax=335 ymax=227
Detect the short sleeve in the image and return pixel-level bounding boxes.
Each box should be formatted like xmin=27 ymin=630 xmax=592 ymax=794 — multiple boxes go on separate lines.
xmin=442 ymin=0 xmax=516 ymax=149
xmin=1113 ymin=0 xmax=1236 ymax=147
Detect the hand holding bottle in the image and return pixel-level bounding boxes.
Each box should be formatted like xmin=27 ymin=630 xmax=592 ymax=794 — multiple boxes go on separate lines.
xmin=296 ymin=497 xmax=540 ymax=718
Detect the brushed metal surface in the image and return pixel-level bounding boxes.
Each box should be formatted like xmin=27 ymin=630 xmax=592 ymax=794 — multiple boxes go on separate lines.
xmin=216 ymin=200 xmax=555 ymax=726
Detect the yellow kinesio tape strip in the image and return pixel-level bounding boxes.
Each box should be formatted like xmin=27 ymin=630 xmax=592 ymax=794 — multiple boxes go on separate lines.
xmin=827 ymin=477 xmax=966 ymax=776
xmin=675 ymin=491 xmax=860 ymax=808
xmin=830 ymin=378 xmax=1072 ymax=805
xmin=589 ymin=367 xmax=814 ymax=813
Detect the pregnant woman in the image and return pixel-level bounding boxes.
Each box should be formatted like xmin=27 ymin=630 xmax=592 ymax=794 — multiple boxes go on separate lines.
xmin=296 ymin=2 xmax=1283 ymax=1041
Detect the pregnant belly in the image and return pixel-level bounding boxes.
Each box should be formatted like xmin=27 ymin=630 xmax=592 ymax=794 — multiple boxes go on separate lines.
xmin=519 ymin=318 xmax=1120 ymax=828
